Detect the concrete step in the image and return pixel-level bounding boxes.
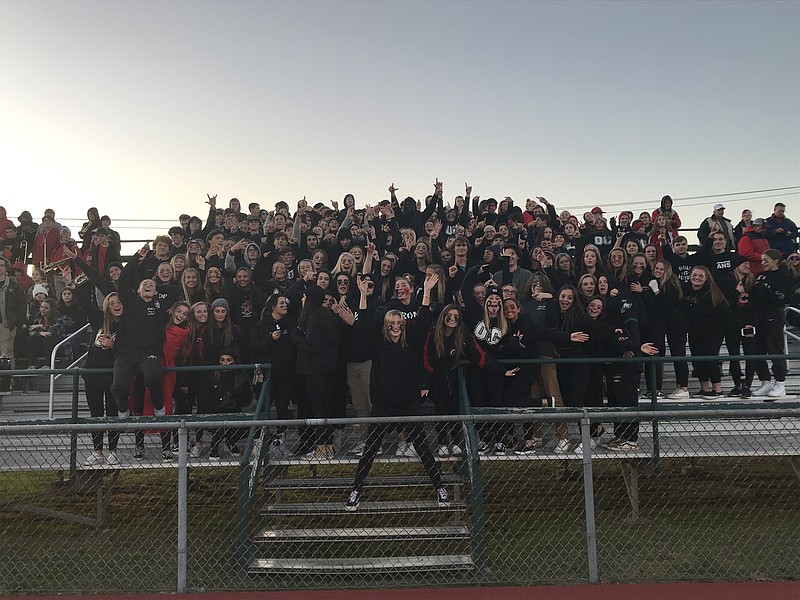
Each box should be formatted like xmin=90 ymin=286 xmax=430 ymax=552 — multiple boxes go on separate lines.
xmin=264 ymin=474 xmax=465 ymax=489
xmin=248 ymin=554 xmax=474 ymax=574
xmin=255 ymin=525 xmax=470 ymax=543
xmin=261 ymin=500 xmax=466 ymax=516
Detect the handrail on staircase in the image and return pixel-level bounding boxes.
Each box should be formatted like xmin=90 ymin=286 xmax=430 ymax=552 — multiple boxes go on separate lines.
xmin=48 ymin=323 xmax=91 ymax=419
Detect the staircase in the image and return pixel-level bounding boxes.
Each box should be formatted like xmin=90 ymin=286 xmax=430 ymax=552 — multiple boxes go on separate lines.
xmin=244 ymin=453 xmax=477 ymax=577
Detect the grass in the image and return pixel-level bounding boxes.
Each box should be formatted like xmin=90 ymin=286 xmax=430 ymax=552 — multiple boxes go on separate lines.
xmin=0 ymin=458 xmax=798 ymax=594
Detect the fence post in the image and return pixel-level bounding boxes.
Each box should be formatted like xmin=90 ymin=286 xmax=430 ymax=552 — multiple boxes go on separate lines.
xmin=69 ymin=369 xmax=80 ymax=483
xmin=177 ymin=421 xmax=188 ymax=594
xmin=458 ymin=366 xmax=487 ymax=573
xmin=580 ymin=413 xmax=599 ymax=583
xmin=649 ymin=357 xmax=660 ymax=475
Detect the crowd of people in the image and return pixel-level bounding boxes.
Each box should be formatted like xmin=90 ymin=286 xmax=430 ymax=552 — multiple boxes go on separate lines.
xmin=0 ymin=187 xmax=797 ymax=508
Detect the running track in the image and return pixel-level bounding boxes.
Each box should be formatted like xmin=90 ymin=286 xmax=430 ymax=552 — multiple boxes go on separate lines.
xmin=16 ymin=581 xmax=800 ymax=600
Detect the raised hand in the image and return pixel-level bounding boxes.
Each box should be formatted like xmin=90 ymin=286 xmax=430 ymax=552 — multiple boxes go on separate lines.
xmin=206 ymin=194 xmax=217 ymax=207
xmin=465 ymin=183 xmax=472 ymax=196
xmin=389 ymin=183 xmax=398 ymax=194
xmin=423 ymin=271 xmax=440 ymax=291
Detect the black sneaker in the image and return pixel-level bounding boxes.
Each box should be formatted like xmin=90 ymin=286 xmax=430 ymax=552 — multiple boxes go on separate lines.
xmin=345 ymin=489 xmax=360 ymax=512
xmin=740 ymin=386 xmax=752 ymax=398
xmin=492 ymin=442 xmax=507 ymax=454
xmin=727 ymin=387 xmax=742 ymax=397
xmin=436 ymin=487 xmax=450 ymax=507
xmin=700 ymin=390 xmax=717 ymax=398
xmin=209 ymin=447 xmax=220 ymax=459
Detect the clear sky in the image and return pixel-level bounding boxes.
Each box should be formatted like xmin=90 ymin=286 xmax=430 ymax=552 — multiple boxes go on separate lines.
xmin=1 ymin=0 xmax=798 ymax=240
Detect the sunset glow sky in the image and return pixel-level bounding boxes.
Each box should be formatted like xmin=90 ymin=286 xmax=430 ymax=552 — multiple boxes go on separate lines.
xmin=1 ymin=0 xmax=798 ymax=241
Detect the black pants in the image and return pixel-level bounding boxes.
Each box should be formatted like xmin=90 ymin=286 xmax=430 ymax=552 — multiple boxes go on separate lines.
xmin=557 ymin=362 xmax=592 ymax=407
xmin=689 ymin=331 xmax=724 ymax=384
xmin=642 ymin=322 xmax=665 ymax=392
xmin=84 ymin=376 xmax=119 ymax=452
xmin=606 ymin=367 xmax=639 ymax=441
xmin=665 ymin=319 xmax=689 ymax=387
xmin=352 ymin=413 xmax=441 ymax=493
xmin=269 ymin=375 xmax=295 ymax=434
xmin=304 ymin=371 xmax=335 ymax=446
xmin=27 ymin=335 xmax=56 ymax=367
xmin=111 ymin=354 xmax=163 ymax=414
xmin=432 ymin=370 xmax=466 ymax=446
xmin=755 ymin=313 xmax=788 ymax=382
xmin=584 ymin=365 xmax=605 ymax=437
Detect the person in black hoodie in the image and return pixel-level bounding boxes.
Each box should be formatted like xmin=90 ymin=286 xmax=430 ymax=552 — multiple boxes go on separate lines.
xmin=76 ymin=286 xmax=122 ymax=467
xmin=334 ymin=272 xmax=379 ymax=455
xmin=750 ymin=249 xmax=794 ymax=399
xmin=292 ymin=285 xmax=342 ymax=459
xmin=421 ymin=300 xmax=520 ymax=455
xmin=344 ymin=272 xmax=444 ymax=511
xmin=250 ymin=293 xmax=296 ymax=457
xmin=224 ymin=266 xmax=264 ymax=366
xmin=197 ymin=347 xmax=251 ymax=458
xmin=110 ymin=247 xmax=169 ymax=427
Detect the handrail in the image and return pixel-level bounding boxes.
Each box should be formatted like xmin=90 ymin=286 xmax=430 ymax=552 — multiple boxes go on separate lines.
xmin=786 ymin=307 xmax=800 ymax=352
xmin=48 ymin=323 xmax=91 ymax=419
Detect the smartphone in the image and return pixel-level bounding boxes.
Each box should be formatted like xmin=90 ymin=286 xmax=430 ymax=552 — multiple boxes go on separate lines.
xmin=618 ymin=329 xmax=630 ymax=339
xmin=741 ymin=325 xmax=756 ymax=337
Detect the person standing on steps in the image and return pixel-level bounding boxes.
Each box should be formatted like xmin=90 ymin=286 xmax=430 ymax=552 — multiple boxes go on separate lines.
xmin=344 ymin=272 xmax=447 ymax=512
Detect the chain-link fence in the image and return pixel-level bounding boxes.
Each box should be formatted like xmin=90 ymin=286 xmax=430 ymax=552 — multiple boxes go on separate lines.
xmin=1 ymin=407 xmax=798 ymax=594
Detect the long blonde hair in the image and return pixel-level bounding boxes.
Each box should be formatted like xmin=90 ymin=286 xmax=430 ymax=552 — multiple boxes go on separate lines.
xmin=382 ymin=309 xmax=407 ymax=349
xmin=101 ymin=292 xmax=122 ymax=335
xmin=654 ymin=260 xmax=682 ymax=299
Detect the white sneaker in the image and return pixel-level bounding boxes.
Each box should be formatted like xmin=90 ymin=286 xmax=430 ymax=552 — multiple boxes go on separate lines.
xmin=752 ymin=381 xmax=774 ymax=397
xmin=767 ymin=382 xmax=786 ymax=398
xmin=190 ymin=443 xmax=204 ymax=458
xmin=667 ymin=388 xmax=690 ymax=400
xmin=553 ymin=438 xmax=571 ymax=454
xmin=348 ymin=441 xmax=366 ymax=455
xmin=450 ymin=444 xmax=463 ymax=456
xmin=106 ymin=451 xmax=120 ymax=466
xmin=395 ymin=442 xmax=417 ymax=457
xmin=83 ymin=451 xmax=105 ymax=466
xmin=572 ymin=442 xmax=583 ymax=454
xmin=437 ymin=445 xmax=450 ymax=457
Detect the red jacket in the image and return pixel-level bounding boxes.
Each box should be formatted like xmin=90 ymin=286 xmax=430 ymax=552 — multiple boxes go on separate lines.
xmin=737 ymin=226 xmax=770 ymax=274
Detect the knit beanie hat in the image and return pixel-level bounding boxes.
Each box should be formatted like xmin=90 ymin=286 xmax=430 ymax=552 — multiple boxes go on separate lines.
xmin=32 ymin=283 xmax=48 ymax=298
xmin=210 ymin=298 xmax=230 ymax=312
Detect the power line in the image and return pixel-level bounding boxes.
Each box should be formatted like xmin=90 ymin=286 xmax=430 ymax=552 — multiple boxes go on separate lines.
xmin=561 ymin=187 xmax=799 ymax=212
xmin=54 ymin=184 xmax=800 ymax=222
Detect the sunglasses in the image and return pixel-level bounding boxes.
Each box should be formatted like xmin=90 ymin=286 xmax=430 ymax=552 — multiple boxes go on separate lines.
xmin=444 ymin=313 xmax=460 ymax=322
xmin=336 ymin=280 xmax=349 ymax=285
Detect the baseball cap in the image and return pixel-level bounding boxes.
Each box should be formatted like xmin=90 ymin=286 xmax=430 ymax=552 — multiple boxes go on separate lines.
xmin=752 ymin=218 xmax=766 ymax=227
xmin=713 ymin=203 xmax=725 ymax=211
xmin=591 ymin=207 xmax=604 ymax=214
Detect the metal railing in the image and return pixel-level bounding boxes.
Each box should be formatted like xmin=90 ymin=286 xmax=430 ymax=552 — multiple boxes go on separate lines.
xmin=47 ymin=322 xmax=91 ymax=419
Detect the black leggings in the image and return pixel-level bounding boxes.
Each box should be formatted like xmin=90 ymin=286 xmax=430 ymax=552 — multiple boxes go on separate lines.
xmin=665 ymin=319 xmax=689 ymax=388
xmin=606 ymin=367 xmax=639 ymax=441
xmin=84 ymin=376 xmax=119 ymax=452
xmin=689 ymin=331 xmax=724 ymax=384
xmin=111 ymin=354 xmax=163 ymax=414
xmin=352 ymin=419 xmax=441 ymax=493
